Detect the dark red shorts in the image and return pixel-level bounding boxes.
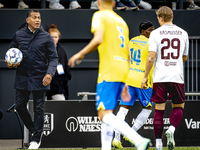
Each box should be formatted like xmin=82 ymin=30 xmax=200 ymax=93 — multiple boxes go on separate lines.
xmin=151 ymin=82 xmax=185 ymax=104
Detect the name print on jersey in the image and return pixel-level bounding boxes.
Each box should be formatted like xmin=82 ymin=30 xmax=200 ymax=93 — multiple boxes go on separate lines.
xmin=160 ymin=30 xmax=182 ymax=35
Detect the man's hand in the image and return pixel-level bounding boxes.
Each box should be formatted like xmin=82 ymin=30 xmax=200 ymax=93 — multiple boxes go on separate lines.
xmin=68 ymin=53 xmax=84 ymax=68
xmin=121 ymin=84 xmax=131 ymax=102
xmin=141 ymin=77 xmax=148 ymax=89
xmin=5 ymin=60 xmax=20 ymax=68
xmin=43 ymin=74 xmax=52 ymax=86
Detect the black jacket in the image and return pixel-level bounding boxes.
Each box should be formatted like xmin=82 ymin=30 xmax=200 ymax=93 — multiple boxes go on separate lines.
xmin=10 ymin=23 xmax=58 ymax=91
xmin=46 ymin=43 xmax=72 ymax=99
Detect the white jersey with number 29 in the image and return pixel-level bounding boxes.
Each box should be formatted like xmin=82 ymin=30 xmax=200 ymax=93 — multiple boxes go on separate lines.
xmin=149 ymin=24 xmax=189 ymax=83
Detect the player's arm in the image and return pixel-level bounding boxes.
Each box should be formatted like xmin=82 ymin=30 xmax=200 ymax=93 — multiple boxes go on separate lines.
xmin=183 ymin=32 xmax=189 ymax=63
xmin=68 ymin=30 xmax=103 ymax=67
xmin=183 ymin=55 xmax=187 ymax=62
xmin=79 ymin=29 xmax=103 ymax=55
xmin=141 ymin=51 xmax=156 ymax=89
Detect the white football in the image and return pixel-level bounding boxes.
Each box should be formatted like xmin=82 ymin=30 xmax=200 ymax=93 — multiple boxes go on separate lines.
xmin=5 ymin=48 xmax=23 ymax=64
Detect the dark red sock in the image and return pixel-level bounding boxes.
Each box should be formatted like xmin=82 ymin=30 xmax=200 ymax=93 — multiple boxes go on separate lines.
xmin=170 ymin=107 xmax=183 ymax=128
xmin=153 ymin=109 xmax=165 ymax=138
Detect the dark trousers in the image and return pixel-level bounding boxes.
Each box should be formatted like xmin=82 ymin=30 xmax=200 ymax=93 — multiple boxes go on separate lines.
xmin=15 ymin=89 xmax=46 ymax=143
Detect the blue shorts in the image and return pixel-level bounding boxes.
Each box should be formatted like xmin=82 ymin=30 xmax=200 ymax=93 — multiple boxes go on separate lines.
xmin=96 ymin=80 xmax=125 ymax=110
xmin=120 ymin=86 xmax=153 ymax=108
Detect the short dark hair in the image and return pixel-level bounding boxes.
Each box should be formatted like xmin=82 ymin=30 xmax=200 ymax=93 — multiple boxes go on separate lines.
xmin=139 ymin=21 xmax=154 ymax=33
xmin=27 ymin=9 xmax=41 ymax=18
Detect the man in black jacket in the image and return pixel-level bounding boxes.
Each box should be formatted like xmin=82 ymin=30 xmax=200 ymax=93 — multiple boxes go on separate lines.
xmin=5 ymin=9 xmax=58 ymax=149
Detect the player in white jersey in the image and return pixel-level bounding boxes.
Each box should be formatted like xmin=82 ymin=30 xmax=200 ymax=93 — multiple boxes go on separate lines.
xmin=148 ymin=22 xmax=188 ymax=84
xmin=141 ymin=6 xmax=189 ymax=150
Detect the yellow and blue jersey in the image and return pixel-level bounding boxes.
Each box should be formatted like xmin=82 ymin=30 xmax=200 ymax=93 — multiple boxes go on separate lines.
xmin=91 ymin=10 xmax=129 ymax=83
xmin=126 ymin=35 xmax=153 ymax=88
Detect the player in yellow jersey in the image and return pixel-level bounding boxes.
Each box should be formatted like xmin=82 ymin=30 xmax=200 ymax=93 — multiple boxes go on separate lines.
xmin=68 ymin=0 xmax=151 ymax=149
xmin=112 ymin=21 xmax=155 ymax=148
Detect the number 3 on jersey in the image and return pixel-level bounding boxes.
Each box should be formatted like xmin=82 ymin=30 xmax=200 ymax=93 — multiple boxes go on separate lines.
xmin=117 ymin=26 xmax=125 ymax=48
xmin=130 ymin=48 xmax=141 ymax=65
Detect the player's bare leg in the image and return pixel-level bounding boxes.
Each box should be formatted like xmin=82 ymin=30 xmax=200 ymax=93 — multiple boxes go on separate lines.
xmin=98 ymin=109 xmax=151 ymax=150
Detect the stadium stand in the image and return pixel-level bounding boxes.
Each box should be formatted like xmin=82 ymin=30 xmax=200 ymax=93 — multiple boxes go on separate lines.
xmin=0 ymin=0 xmax=199 ymax=9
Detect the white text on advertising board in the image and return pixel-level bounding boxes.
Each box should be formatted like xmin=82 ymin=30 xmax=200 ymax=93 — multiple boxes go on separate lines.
xmin=66 ymin=116 xmax=101 ymax=132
